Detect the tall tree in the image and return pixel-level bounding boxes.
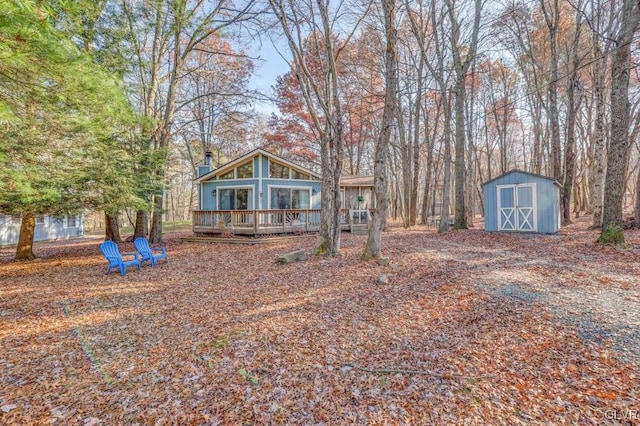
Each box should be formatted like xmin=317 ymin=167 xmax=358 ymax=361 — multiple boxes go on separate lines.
xmin=583 ymin=0 xmax=616 ymax=228
xmin=561 ymin=7 xmax=584 ymax=225
xmin=121 ymin=0 xmax=258 ymax=244
xmin=269 ymin=0 xmax=367 ymax=255
xmin=362 ymin=0 xmax=397 ymax=260
xmin=539 ymin=0 xmax=563 ymax=181
xmin=0 ymin=0 xmax=137 ymax=259
xmin=600 ymin=0 xmax=640 ymax=239
xmin=447 ymin=0 xmax=482 ymax=230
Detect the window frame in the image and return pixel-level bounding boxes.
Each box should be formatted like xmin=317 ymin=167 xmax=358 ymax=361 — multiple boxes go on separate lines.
xmin=216 ymin=185 xmax=254 ymax=210
xmin=269 ymin=161 xmax=290 ymax=179
xmin=236 ymin=161 xmax=254 ymax=179
xmin=64 ymin=215 xmax=79 ymax=229
xmin=267 ymin=185 xmax=313 ymax=210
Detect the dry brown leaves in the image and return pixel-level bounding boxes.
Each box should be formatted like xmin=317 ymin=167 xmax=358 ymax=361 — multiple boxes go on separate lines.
xmin=0 ymin=217 xmax=639 ymax=425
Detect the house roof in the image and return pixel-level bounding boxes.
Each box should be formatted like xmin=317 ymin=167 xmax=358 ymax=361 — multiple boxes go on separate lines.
xmin=195 ymin=148 xmax=322 ymax=183
xmin=339 ymin=175 xmax=374 ymax=187
xmin=481 ymin=169 xmax=562 ymax=188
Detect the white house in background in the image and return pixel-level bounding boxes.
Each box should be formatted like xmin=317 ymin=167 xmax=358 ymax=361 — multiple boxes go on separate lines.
xmin=0 ymin=214 xmax=84 ymax=246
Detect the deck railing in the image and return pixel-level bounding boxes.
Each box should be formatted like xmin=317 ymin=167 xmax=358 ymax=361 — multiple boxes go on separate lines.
xmin=192 ymin=208 xmax=372 ymax=235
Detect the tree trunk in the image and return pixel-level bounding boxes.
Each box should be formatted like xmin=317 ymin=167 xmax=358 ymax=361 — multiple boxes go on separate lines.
xmin=439 ymin=118 xmax=453 ymax=233
xmin=562 ymin=18 xmax=582 ymax=226
xmin=362 ymin=0 xmax=396 ymax=260
xmin=600 ymin=0 xmax=639 ymax=238
xmin=448 ymin=0 xmax=481 ymax=230
xmin=453 ymin=77 xmax=467 ymax=229
xmin=540 ymin=0 xmax=562 ymax=180
xmin=635 ymin=164 xmax=640 ymax=228
xmin=105 ymin=212 xmax=121 ymax=242
xmin=591 ymin=38 xmax=607 ymax=228
xmin=149 ymin=194 xmax=163 ymax=243
xmin=134 ymin=210 xmax=148 ymax=238
xmin=15 ymin=212 xmax=36 ymax=260
xmin=397 ymin=103 xmax=412 ymax=228
xmin=410 ymin=57 xmax=424 ymax=227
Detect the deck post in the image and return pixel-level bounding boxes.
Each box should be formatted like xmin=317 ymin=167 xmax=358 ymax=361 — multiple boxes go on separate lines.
xmin=254 ymin=211 xmax=258 ymax=236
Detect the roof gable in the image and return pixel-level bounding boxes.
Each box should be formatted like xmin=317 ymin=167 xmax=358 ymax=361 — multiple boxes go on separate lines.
xmin=195 ymin=148 xmax=321 ymax=183
xmin=481 ymin=169 xmax=561 ymax=188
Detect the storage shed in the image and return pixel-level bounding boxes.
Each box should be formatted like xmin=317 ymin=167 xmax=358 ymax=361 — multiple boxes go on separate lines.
xmin=481 ymin=170 xmax=561 ymax=234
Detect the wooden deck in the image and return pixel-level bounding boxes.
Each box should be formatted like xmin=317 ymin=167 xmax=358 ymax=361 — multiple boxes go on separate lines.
xmin=192 ymin=209 xmax=372 ymax=236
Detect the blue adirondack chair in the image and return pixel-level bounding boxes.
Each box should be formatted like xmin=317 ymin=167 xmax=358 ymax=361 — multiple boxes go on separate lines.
xmin=99 ymin=240 xmax=142 ymax=276
xmin=134 ymin=237 xmax=168 ymax=267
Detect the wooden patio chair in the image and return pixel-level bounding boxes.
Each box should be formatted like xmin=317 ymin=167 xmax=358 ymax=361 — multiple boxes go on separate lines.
xmin=99 ymin=240 xmax=142 ymax=276
xmin=134 ymin=237 xmax=168 ymax=267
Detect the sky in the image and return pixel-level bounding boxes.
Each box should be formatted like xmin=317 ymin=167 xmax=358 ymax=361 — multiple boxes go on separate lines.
xmin=248 ymin=40 xmax=292 ymax=116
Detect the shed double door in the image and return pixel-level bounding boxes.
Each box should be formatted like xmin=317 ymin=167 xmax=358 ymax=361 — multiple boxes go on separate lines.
xmin=497 ymin=184 xmax=537 ymax=232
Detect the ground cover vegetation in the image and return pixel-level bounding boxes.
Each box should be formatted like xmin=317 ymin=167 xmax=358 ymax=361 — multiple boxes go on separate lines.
xmin=0 ymin=218 xmax=638 ymax=423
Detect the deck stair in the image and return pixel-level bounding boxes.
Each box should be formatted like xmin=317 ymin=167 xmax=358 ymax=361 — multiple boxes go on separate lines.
xmin=349 ymin=209 xmax=370 ymax=235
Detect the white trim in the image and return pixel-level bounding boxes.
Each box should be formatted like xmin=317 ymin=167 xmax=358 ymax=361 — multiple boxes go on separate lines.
xmin=195 ymin=148 xmax=321 ymax=184
xmin=258 ymin=154 xmax=263 ymax=208
xmin=268 ymin=158 xmax=292 ymax=179
xmin=496 ymin=183 xmax=537 ymax=232
xmin=267 ymin=185 xmax=313 ymax=209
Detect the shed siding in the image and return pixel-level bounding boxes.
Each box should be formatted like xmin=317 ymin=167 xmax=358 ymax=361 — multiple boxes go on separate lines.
xmin=483 ymin=171 xmax=559 ymax=234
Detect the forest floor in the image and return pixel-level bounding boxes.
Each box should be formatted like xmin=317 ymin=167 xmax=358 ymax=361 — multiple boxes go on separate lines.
xmin=0 ymin=216 xmax=639 ymax=424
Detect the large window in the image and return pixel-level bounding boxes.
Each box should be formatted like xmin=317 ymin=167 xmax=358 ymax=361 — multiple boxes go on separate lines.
xmin=219 ymin=170 xmax=234 ymax=180
xmin=219 ymin=188 xmax=252 ymax=210
xmin=270 ymin=162 xmax=289 ymax=179
xmin=270 ymin=188 xmax=310 ymax=209
xmin=291 ymin=170 xmax=309 ymax=180
xmin=237 ymin=161 xmax=253 ymax=178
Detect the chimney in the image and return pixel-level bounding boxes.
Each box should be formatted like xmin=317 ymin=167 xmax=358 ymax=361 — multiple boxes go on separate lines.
xmin=198 ymin=151 xmax=214 ymax=178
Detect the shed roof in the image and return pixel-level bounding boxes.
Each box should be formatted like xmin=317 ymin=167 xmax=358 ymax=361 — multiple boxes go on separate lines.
xmin=339 ymin=175 xmax=374 ymax=187
xmin=481 ymin=169 xmax=561 ymax=188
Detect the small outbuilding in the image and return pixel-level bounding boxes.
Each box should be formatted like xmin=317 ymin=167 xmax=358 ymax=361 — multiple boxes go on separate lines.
xmin=481 ymin=170 xmax=561 ymax=234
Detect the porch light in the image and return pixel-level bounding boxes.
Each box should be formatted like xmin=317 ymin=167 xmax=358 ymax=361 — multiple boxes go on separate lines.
xmin=312 ymin=188 xmax=317 ymax=195
xmin=211 ymin=188 xmax=216 ymax=197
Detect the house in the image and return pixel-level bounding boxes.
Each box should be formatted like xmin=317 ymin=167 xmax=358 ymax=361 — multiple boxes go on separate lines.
xmin=481 ymin=170 xmax=561 ymax=234
xmin=0 ymin=214 xmax=84 ymax=246
xmin=192 ymin=148 xmax=375 ymax=235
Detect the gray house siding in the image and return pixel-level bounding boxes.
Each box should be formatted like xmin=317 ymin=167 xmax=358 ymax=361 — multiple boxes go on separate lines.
xmin=0 ymin=215 xmax=84 ymax=246
xmin=482 ymin=171 xmax=560 ymax=234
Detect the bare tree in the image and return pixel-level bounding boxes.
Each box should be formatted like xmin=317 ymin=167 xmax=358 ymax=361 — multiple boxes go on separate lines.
xmin=600 ymin=0 xmax=640 ymax=239
xmin=447 ymin=0 xmax=482 ymax=230
xmin=269 ymin=0 xmax=367 ymax=255
xmin=539 ymin=0 xmax=563 ymax=181
xmin=362 ymin=0 xmax=397 ymax=260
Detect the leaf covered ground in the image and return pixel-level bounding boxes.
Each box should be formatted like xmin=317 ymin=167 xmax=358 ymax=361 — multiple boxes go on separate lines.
xmin=1 ymin=217 xmax=639 ymax=424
